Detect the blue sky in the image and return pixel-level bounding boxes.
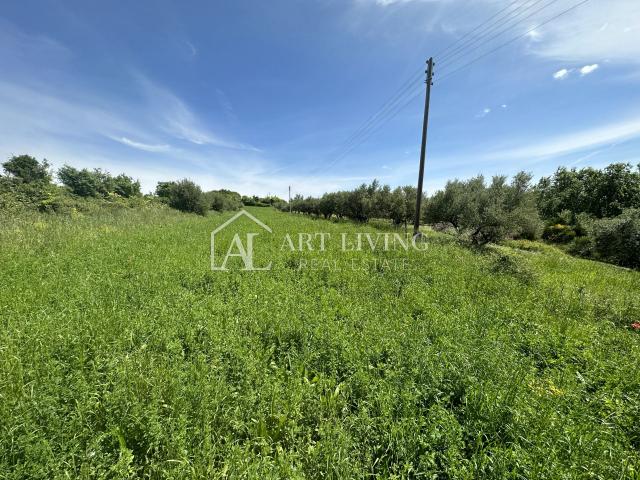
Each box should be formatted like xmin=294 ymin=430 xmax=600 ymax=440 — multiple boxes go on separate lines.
xmin=1 ymin=0 xmax=639 ymax=197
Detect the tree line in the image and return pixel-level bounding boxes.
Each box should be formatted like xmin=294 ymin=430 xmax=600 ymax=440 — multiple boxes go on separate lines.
xmin=286 ymin=163 xmax=640 ymax=268
xmin=0 ymin=155 xmax=278 ymax=216
xmin=2 ymin=154 xmax=638 ymax=268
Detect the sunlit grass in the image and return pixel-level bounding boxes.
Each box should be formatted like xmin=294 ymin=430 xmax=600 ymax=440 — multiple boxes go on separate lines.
xmin=1 ymin=207 xmax=639 ymax=478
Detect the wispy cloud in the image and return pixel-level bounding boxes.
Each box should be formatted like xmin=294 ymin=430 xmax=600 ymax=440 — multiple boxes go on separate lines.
xmin=491 ymin=117 xmax=640 ymax=160
xmin=134 ymin=74 xmax=259 ymax=151
xmin=110 ymin=136 xmax=170 ymax=152
xmin=528 ymin=0 xmax=640 ymax=65
xmin=553 ymin=68 xmax=570 ymax=80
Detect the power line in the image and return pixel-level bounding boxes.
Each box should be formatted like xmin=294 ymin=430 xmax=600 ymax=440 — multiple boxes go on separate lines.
xmin=310 ymin=74 xmax=423 ymax=174
xmin=309 ymin=0 xmax=591 ymax=179
xmin=437 ymin=0 xmax=591 ymax=83
xmin=313 ymin=2 xmax=539 ymax=174
xmin=311 ymin=83 xmax=426 ymax=178
xmin=434 ymin=0 xmax=526 ymax=59
xmin=437 ymin=0 xmax=562 ymax=71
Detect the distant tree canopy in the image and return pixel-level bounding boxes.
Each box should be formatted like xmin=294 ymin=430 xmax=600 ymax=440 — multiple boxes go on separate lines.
xmin=288 ymin=181 xmax=421 ymax=225
xmin=536 ymin=163 xmax=640 ymax=220
xmin=426 ymin=171 xmax=541 ymax=245
xmin=242 ymin=195 xmax=286 ymax=209
xmin=2 ymin=155 xmax=51 ymax=184
xmin=58 ymin=165 xmax=140 ymax=198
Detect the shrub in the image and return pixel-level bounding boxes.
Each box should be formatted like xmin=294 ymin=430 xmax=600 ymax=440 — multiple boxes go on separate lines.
xmin=590 ymin=209 xmax=640 ymax=268
xmin=206 ymin=189 xmax=242 ymax=212
xmin=157 ymin=179 xmax=207 ymax=215
xmin=488 ymin=250 xmax=537 ymax=284
xmin=567 ymin=236 xmax=594 ymax=257
xmin=542 ymin=224 xmax=576 ymax=243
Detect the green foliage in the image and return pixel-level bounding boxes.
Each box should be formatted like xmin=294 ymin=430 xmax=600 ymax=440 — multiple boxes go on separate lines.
xmin=112 ymin=174 xmax=141 ymax=198
xmin=590 ymin=208 xmax=640 ymax=268
xmin=542 ymin=223 xmax=577 ymax=243
xmin=289 ymin=181 xmax=420 ymax=225
xmin=206 ymin=189 xmax=242 ymax=212
xmin=537 ymin=163 xmax=640 ymax=219
xmin=567 ymin=235 xmax=594 ymax=257
xmin=488 ymin=249 xmax=537 ymax=284
xmin=1 ymin=208 xmax=639 ymax=478
xmin=156 ymin=179 xmax=208 ymax=215
xmin=426 ymin=172 xmax=542 ymax=245
xmin=58 ymin=165 xmax=140 ymax=198
xmin=242 ymin=195 xmax=286 ymax=208
xmin=2 ymin=154 xmax=51 ymax=184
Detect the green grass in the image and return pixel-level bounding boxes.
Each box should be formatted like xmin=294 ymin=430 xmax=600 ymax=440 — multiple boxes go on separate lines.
xmin=1 ymin=207 xmax=639 ymax=479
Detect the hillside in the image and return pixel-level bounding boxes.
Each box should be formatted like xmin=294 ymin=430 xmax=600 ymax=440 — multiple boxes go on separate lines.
xmin=1 ymin=207 xmax=639 ymax=478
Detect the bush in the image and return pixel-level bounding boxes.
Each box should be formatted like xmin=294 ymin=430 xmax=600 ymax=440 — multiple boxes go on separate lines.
xmin=488 ymin=250 xmax=537 ymax=284
xmin=156 ymin=179 xmax=207 ymax=215
xmin=590 ymin=209 xmax=640 ymax=268
xmin=542 ymin=224 xmax=576 ymax=243
xmin=567 ymin=236 xmax=594 ymax=257
xmin=206 ymin=189 xmax=242 ymax=212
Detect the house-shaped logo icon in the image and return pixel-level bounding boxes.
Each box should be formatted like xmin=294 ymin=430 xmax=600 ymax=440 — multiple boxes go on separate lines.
xmin=211 ymin=210 xmax=272 ymax=271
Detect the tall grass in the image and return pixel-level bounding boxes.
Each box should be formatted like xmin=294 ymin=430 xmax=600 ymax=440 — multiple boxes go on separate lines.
xmin=1 ymin=207 xmax=639 ymax=478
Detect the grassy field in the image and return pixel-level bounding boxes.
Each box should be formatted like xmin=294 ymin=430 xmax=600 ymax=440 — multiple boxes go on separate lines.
xmin=1 ymin=206 xmax=639 ymax=479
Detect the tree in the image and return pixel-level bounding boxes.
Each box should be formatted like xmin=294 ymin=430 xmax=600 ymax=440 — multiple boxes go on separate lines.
xmin=57 ymin=166 xmax=123 ymax=198
xmin=318 ymin=192 xmax=338 ymax=219
xmin=425 ymin=180 xmax=467 ymax=230
xmin=58 ymin=165 xmax=102 ymax=197
xmin=2 ymin=155 xmax=51 ymax=184
xmin=536 ymin=163 xmax=640 ymax=220
xmin=425 ymin=172 xmax=541 ymax=245
xmin=113 ymin=174 xmax=141 ymax=198
xmin=155 ymin=181 xmax=176 ymax=199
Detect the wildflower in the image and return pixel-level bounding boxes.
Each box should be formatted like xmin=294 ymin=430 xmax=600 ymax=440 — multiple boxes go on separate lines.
xmin=631 ymin=322 xmax=640 ymax=331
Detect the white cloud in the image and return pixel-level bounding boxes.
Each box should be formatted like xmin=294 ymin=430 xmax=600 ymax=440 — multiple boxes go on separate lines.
xmin=553 ymin=68 xmax=570 ymax=80
xmin=491 ymin=117 xmax=640 ymax=160
xmin=501 ymin=104 xmax=508 ymax=109
xmin=579 ymin=63 xmax=599 ymax=76
xmin=111 ymin=136 xmax=170 ymax=152
xmin=528 ymin=0 xmax=640 ymax=64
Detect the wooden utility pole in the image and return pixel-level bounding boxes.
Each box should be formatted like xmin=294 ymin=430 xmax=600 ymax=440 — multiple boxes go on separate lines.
xmin=288 ymin=185 xmax=292 ymax=213
xmin=413 ymin=57 xmax=434 ymax=237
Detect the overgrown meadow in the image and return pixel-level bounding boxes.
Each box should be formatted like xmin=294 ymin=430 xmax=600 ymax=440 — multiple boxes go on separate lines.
xmin=1 ymin=207 xmax=639 ymax=479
